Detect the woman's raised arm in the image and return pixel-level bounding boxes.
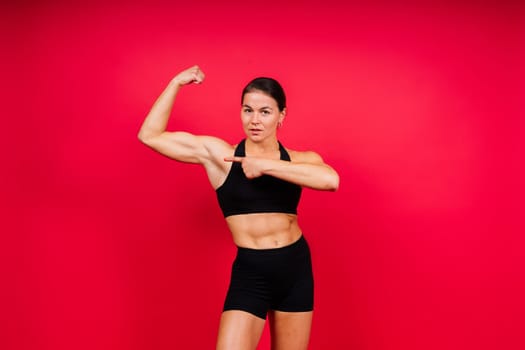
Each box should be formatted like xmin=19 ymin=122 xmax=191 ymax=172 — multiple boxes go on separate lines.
xmin=138 ymin=65 xmax=225 ymax=164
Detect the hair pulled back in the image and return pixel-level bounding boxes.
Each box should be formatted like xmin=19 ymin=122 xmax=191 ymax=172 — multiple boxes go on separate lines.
xmin=241 ymin=77 xmax=286 ymax=112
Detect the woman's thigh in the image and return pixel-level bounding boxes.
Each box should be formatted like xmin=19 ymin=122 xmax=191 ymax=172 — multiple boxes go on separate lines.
xmin=216 ymin=310 xmax=266 ymax=350
xmin=268 ymin=310 xmax=313 ymax=350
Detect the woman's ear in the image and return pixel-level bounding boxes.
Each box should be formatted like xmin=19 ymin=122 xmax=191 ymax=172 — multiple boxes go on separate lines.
xmin=278 ymin=108 xmax=286 ymax=128
xmin=280 ymin=108 xmax=287 ymax=122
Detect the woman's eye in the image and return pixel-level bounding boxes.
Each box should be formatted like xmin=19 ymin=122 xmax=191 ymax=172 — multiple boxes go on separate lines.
xmin=244 ymin=109 xmax=252 ymax=113
xmin=262 ymin=110 xmax=270 ymax=115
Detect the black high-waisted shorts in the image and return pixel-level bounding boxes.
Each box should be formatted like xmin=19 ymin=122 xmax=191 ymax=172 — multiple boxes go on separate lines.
xmin=223 ymin=234 xmax=314 ymax=320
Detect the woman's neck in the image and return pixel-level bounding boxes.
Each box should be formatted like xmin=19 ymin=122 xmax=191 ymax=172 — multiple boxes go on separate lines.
xmin=245 ymin=137 xmax=279 ymax=156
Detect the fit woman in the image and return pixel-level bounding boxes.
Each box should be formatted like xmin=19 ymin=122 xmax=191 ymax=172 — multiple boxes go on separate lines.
xmin=138 ymin=65 xmax=339 ymax=350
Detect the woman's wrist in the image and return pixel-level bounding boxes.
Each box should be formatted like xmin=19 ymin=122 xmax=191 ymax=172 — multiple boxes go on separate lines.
xmin=170 ymin=77 xmax=184 ymax=89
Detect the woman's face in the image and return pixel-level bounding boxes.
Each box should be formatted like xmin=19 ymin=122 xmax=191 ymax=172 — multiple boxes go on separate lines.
xmin=241 ymin=90 xmax=285 ymax=142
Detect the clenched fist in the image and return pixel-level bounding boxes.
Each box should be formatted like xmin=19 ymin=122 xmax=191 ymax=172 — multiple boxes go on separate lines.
xmin=172 ymin=65 xmax=205 ymax=87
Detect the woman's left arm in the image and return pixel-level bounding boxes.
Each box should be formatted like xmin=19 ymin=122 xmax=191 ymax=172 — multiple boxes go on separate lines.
xmin=225 ymin=151 xmax=339 ymax=191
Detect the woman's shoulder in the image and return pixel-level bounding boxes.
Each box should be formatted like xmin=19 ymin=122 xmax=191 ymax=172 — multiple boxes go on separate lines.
xmin=199 ymin=135 xmax=236 ymax=157
xmin=285 ymin=147 xmax=324 ymax=164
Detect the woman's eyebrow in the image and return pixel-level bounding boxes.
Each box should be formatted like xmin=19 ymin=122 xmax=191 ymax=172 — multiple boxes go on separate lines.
xmin=242 ymin=104 xmax=273 ymax=110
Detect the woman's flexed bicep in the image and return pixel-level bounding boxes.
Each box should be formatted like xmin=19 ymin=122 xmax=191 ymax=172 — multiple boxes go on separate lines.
xmin=142 ymin=131 xmax=230 ymax=165
xmin=138 ymin=65 xmax=207 ymax=161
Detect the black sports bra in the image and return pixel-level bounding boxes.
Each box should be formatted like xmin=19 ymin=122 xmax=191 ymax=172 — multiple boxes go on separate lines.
xmin=216 ymin=139 xmax=302 ymax=218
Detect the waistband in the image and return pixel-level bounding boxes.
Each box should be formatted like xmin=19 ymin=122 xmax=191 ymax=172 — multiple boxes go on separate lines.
xmin=236 ymin=234 xmax=307 ymax=256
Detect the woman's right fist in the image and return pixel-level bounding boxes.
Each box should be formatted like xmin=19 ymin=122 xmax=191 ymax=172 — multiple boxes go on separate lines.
xmin=172 ymin=65 xmax=205 ymax=86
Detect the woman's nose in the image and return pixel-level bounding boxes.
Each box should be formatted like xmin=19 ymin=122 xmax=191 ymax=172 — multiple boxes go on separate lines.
xmin=251 ymin=113 xmax=260 ymax=124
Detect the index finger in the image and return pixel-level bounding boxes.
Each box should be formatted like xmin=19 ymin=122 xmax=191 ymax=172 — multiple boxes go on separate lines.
xmin=224 ymin=156 xmax=244 ymax=163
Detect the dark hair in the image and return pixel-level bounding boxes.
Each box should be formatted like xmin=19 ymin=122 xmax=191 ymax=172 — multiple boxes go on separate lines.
xmin=241 ymin=77 xmax=286 ymax=111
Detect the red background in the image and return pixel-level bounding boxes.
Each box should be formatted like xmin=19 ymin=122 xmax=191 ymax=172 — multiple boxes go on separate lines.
xmin=2 ymin=1 xmax=524 ymax=349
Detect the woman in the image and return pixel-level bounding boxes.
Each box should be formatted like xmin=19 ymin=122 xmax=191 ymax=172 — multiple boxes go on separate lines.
xmin=138 ymin=65 xmax=339 ymax=350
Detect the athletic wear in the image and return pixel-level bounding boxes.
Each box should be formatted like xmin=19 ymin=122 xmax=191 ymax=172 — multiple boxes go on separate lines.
xmin=215 ymin=139 xmax=302 ymax=218
xmin=223 ymin=235 xmax=314 ymax=319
